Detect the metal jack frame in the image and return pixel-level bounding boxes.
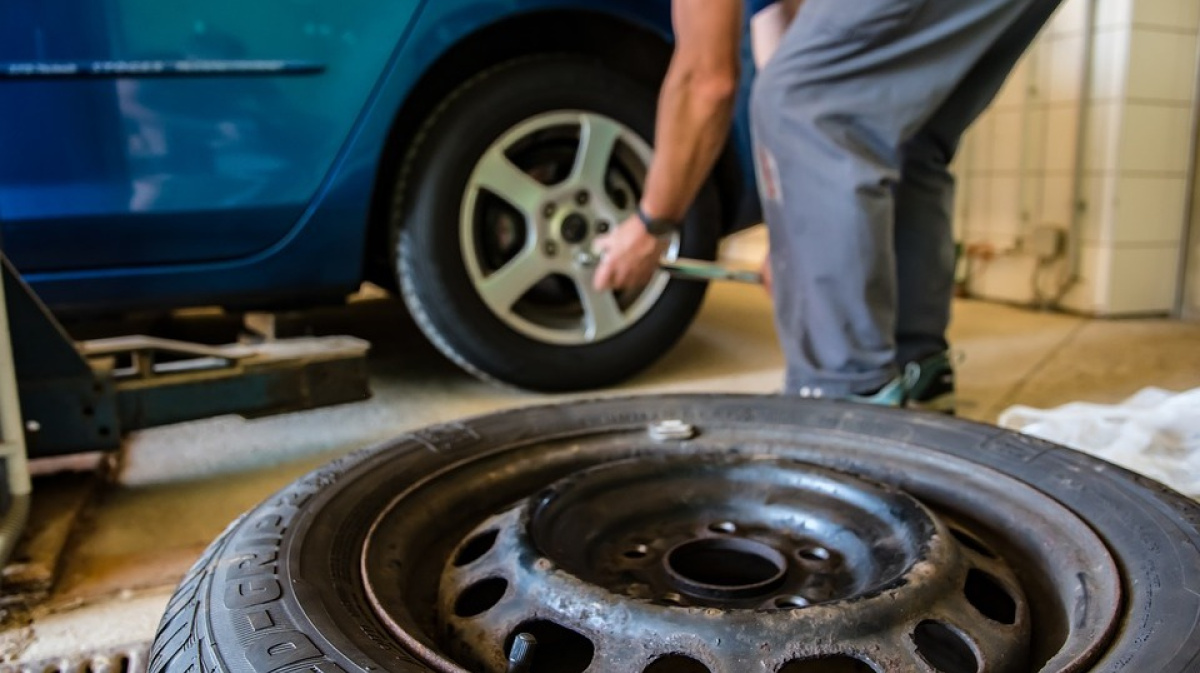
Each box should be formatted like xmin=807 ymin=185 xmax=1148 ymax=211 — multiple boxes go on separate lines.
xmin=0 ymin=253 xmax=31 ymax=572
xmin=3 ymin=256 xmax=372 ymax=459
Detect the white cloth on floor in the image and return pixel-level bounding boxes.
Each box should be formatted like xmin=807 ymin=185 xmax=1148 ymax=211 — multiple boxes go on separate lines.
xmin=998 ymin=387 xmax=1200 ymax=499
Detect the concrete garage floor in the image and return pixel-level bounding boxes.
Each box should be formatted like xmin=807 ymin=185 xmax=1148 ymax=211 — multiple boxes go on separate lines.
xmin=3 ymin=229 xmax=1200 ymax=668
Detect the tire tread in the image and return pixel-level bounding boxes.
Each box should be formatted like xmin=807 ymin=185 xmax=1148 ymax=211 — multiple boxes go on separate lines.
xmin=392 ymin=57 xmax=547 ymax=390
xmin=148 ymin=518 xmax=241 ymax=673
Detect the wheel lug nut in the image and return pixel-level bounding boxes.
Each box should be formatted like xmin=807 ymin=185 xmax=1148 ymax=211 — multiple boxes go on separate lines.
xmin=576 ymin=190 xmax=589 ymax=206
xmin=543 ymin=203 xmax=557 ymax=218
xmin=597 ymin=221 xmax=610 ymax=234
xmin=544 ymin=241 xmax=558 ymax=256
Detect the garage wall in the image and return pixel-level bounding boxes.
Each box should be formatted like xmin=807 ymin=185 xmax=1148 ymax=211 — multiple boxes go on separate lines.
xmin=954 ymin=0 xmax=1200 ymax=316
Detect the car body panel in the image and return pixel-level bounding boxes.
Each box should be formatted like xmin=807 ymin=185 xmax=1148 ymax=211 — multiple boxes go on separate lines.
xmin=0 ymin=0 xmax=760 ymax=314
xmin=1 ymin=0 xmax=428 ymax=272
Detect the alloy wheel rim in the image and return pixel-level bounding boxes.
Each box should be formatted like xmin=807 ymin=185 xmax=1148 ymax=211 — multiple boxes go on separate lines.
xmin=459 ymin=111 xmax=680 ymax=346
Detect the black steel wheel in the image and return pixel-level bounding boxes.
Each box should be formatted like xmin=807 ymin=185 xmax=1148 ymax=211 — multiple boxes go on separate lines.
xmin=392 ymin=57 xmax=720 ymax=392
xmin=149 ymin=396 xmax=1200 ymax=673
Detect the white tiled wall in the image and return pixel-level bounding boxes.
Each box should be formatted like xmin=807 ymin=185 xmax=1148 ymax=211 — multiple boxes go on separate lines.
xmin=956 ymin=0 xmax=1199 ymax=316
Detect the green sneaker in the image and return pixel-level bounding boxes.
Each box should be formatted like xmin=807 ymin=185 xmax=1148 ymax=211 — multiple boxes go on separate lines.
xmin=905 ymin=351 xmax=956 ymax=415
xmin=847 ymin=371 xmax=913 ymax=407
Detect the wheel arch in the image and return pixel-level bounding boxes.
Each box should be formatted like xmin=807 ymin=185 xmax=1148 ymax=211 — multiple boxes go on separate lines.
xmin=361 ymin=9 xmax=749 ymax=288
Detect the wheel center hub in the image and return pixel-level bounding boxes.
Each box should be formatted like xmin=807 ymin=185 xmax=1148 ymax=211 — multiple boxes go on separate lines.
xmin=664 ymin=537 xmax=787 ymax=600
xmin=559 ymin=213 xmax=590 ymax=243
xmin=522 ymin=455 xmax=932 ymax=610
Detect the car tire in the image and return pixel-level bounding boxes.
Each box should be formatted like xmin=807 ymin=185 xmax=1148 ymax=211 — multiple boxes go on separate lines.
xmin=392 ymin=57 xmax=720 ymax=392
xmin=148 ymin=396 xmax=1200 ymax=673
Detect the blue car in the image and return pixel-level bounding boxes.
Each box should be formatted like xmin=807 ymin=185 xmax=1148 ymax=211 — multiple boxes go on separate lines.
xmin=1 ymin=0 xmax=759 ymax=391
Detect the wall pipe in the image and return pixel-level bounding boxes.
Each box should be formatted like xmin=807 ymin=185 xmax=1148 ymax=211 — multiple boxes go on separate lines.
xmin=1050 ymin=0 xmax=1098 ymax=307
xmin=1175 ymin=24 xmax=1200 ymax=319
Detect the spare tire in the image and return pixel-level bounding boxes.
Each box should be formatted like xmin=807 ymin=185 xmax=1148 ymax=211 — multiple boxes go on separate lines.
xmin=149 ymin=396 xmax=1200 ymax=673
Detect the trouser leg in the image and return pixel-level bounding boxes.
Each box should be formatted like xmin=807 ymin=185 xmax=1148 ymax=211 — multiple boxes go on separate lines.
xmin=752 ymin=0 xmax=1062 ymax=396
xmin=894 ymin=0 xmax=1067 ymax=366
xmin=892 ymin=133 xmax=957 ymax=366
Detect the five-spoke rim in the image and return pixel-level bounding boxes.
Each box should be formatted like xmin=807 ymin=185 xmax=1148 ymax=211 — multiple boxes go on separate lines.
xmin=460 ymin=111 xmax=680 ymax=345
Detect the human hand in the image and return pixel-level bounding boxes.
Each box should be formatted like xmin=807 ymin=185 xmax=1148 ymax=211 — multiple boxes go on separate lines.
xmin=592 ymin=215 xmax=671 ymax=291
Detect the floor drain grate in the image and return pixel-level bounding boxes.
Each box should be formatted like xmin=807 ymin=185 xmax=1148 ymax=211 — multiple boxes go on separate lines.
xmin=2 ymin=642 xmax=148 ymax=673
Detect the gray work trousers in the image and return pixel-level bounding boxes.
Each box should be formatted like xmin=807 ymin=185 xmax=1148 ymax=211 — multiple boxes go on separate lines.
xmin=751 ymin=0 xmax=1062 ymax=397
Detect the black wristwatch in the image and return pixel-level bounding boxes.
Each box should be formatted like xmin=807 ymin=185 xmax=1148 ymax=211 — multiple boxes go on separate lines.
xmin=637 ymin=204 xmax=679 ymax=238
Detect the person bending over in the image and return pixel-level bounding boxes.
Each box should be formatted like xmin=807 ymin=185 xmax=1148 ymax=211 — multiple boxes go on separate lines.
xmin=593 ymin=0 xmax=1062 ymax=410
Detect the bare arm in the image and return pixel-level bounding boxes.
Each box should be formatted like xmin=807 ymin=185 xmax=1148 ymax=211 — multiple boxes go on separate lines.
xmin=641 ymin=0 xmax=744 ymax=221
xmin=593 ymin=0 xmax=743 ymax=290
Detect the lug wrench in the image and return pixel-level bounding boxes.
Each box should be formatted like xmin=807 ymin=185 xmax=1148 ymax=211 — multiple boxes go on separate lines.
xmin=575 ymin=251 xmax=764 ymax=285
xmin=659 ymin=258 xmax=764 ymax=285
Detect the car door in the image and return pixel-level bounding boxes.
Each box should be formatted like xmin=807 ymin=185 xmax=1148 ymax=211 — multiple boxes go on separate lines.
xmin=0 ymin=0 xmax=425 ymax=273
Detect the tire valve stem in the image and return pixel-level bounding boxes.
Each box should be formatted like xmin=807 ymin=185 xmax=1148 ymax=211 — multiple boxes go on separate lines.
xmin=507 ymin=632 xmax=537 ymax=673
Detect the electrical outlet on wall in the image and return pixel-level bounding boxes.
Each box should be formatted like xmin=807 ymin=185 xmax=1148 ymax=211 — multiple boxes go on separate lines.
xmin=1030 ymin=225 xmax=1067 ymax=261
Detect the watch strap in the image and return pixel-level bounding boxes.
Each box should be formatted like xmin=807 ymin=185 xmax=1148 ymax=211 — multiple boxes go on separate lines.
xmin=637 ymin=205 xmax=679 ymax=237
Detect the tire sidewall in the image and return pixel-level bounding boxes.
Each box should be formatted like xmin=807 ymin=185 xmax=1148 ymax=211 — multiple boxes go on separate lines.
xmin=201 ymin=445 xmax=444 ymax=673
